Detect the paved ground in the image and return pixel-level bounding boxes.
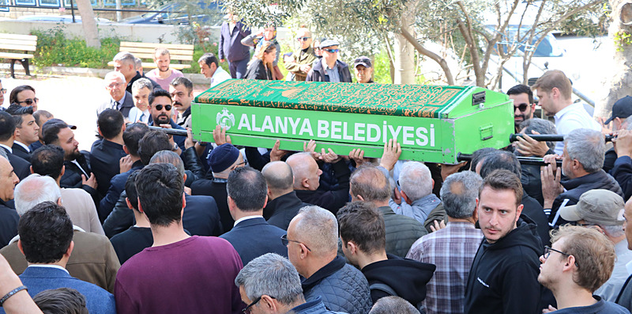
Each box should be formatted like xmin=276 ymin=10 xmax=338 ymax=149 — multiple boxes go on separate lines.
xmin=1 ymin=73 xmax=211 ymax=151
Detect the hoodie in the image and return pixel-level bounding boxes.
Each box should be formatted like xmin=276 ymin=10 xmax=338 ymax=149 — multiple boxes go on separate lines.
xmin=464 ymin=217 xmax=545 ymax=314
xmin=362 ymin=254 xmax=436 ymax=306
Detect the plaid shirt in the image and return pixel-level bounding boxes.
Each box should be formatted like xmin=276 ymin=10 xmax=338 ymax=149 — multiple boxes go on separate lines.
xmin=407 ymin=222 xmax=483 ymax=314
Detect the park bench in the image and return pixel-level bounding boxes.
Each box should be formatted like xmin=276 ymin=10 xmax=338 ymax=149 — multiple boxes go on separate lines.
xmin=108 ymin=42 xmax=194 ymax=70
xmin=0 ymin=33 xmax=38 ymax=79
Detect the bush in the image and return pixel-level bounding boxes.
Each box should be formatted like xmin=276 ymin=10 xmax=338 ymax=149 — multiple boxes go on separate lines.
xmin=30 ymin=26 xmax=120 ymax=68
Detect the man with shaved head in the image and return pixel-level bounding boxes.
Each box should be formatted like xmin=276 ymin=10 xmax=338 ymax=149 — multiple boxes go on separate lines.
xmin=350 ymin=166 xmax=426 ymax=257
xmin=286 ymin=150 xmax=350 ymax=214
xmin=286 ymin=205 xmax=372 ymax=314
xmin=261 ymin=161 xmax=308 ymax=230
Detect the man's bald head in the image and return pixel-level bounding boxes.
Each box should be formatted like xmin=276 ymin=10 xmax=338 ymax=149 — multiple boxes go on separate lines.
xmin=262 ymin=161 xmax=294 ymax=196
xmin=350 ymin=166 xmax=391 ymax=202
xmin=286 ymin=153 xmax=321 ymax=190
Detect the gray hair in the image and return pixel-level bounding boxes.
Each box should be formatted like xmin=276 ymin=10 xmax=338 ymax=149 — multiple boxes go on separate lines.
xmin=104 ymin=71 xmax=126 ymax=84
xmin=234 ymin=253 xmax=303 ymax=305
xmin=625 ymin=114 xmax=632 ymax=130
xmin=564 ymin=128 xmax=605 ymax=173
xmin=369 ymin=296 xmax=419 ymax=314
xmin=603 ymin=225 xmax=625 ymax=238
xmin=294 ymin=206 xmax=338 ymax=255
xmin=440 ymin=171 xmax=482 ymax=219
xmin=113 ymin=51 xmax=136 ymax=65
xmin=519 ymin=118 xmax=558 ymax=149
xmin=132 ymin=78 xmax=153 ymax=92
xmin=14 ymin=174 xmax=61 ymax=216
xmin=398 ymin=161 xmax=432 ymax=201
xmin=149 ymin=150 xmax=185 ymax=178
xmin=134 ymin=57 xmax=143 ymax=71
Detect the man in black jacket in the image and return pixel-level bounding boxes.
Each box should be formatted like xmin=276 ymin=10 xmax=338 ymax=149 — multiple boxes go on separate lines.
xmin=338 ymin=201 xmax=435 ymax=307
xmin=0 ymin=111 xmax=30 ymax=180
xmin=305 ymin=40 xmax=352 ymax=83
xmin=261 ymin=161 xmax=308 ymax=230
xmin=542 ymin=128 xmax=623 ymax=227
xmin=91 ymin=109 xmax=127 ymax=197
xmin=0 ymin=154 xmax=20 ymax=247
xmin=41 ymin=119 xmax=98 ymax=207
xmin=464 ymin=169 xmax=545 ymax=314
xmin=5 ymin=104 xmax=39 ymax=161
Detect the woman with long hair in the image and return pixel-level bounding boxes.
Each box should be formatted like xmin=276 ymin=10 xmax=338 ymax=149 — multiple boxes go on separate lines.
xmin=244 ymin=42 xmax=277 ymax=80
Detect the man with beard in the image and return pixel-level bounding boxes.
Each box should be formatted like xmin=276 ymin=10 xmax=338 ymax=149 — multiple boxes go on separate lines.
xmin=145 ymin=48 xmax=184 ymax=91
xmin=507 ymin=84 xmax=536 ymax=133
xmin=169 ymin=77 xmax=194 ymax=129
xmin=148 ymin=89 xmax=185 ymax=151
xmin=41 ymin=119 xmax=98 ymax=207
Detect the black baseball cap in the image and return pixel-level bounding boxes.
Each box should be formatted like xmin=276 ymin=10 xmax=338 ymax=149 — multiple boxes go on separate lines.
xmin=605 ymin=95 xmax=632 ymax=124
xmin=354 ymin=56 xmax=372 ymax=69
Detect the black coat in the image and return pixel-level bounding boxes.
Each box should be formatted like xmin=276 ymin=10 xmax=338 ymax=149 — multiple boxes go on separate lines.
xmin=295 ymin=159 xmax=350 ymax=215
xmin=264 ymin=191 xmax=308 ymax=231
xmin=244 ymin=58 xmax=273 ymax=80
xmin=90 ymin=139 xmax=127 ymax=197
xmin=100 ymin=161 xmax=143 ymax=225
xmin=191 ymin=178 xmax=231 ymax=232
xmin=60 ymin=151 xmax=99 ymax=209
xmin=521 ymin=192 xmax=551 ymax=246
xmin=11 ymin=143 xmax=30 ymax=161
xmin=220 ymin=217 xmax=287 ymax=265
xmin=126 ymin=72 xmax=160 ymax=94
xmin=306 ymin=59 xmax=352 ymax=83
xmin=1 ymin=146 xmax=30 ymax=180
xmin=612 ymin=156 xmax=632 ymax=202
xmin=0 ymin=200 xmax=19 ymax=247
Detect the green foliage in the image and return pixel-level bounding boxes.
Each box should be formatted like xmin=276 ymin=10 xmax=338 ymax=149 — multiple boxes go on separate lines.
xmin=614 ymin=31 xmax=632 ymax=52
xmin=30 ymin=26 xmax=120 ymax=68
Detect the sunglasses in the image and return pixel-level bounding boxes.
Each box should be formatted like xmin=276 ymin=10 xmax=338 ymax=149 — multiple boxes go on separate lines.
xmin=514 ymin=103 xmax=529 ymax=112
xmin=297 ymin=37 xmax=311 ymax=41
xmin=18 ymin=98 xmax=39 ymax=105
xmin=155 ymin=104 xmax=172 ymax=111
xmin=323 ymin=48 xmax=339 ymax=53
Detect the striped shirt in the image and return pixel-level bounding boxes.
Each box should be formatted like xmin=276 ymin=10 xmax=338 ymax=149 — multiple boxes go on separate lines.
xmin=407 ymin=222 xmax=483 ymax=314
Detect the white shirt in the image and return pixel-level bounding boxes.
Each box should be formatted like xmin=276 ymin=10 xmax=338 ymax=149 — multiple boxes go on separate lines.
xmin=553 ymin=102 xmax=601 ymax=154
xmin=233 ymin=215 xmax=262 ymax=227
xmin=128 ymin=107 xmax=150 ymax=124
xmin=211 ymin=67 xmax=232 ymax=88
xmin=0 ymin=143 xmax=12 ymax=153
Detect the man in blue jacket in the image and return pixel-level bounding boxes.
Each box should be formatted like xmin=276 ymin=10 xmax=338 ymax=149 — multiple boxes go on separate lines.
xmin=219 ymin=12 xmax=251 ymax=79
xmin=306 ymin=40 xmax=352 ymax=83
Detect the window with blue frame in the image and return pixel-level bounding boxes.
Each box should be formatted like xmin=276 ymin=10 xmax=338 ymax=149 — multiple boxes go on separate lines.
xmin=15 ymin=0 xmax=36 ymax=6
xmin=0 ymin=0 xmax=9 ymax=12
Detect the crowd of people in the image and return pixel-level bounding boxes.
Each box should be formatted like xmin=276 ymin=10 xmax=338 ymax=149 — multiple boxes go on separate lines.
xmin=0 ymin=19 xmax=632 ymax=314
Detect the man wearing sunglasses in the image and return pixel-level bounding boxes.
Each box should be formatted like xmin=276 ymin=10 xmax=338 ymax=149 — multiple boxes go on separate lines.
xmin=538 ymin=225 xmax=628 ymax=313
xmin=284 ymin=27 xmax=318 ymax=81
xmin=147 ymin=89 xmax=185 ymax=152
xmin=507 ymin=84 xmax=536 ymax=133
xmin=558 ymin=189 xmax=632 ymax=302
xmin=305 ymin=39 xmax=352 ymax=83
xmin=8 ymin=85 xmax=38 ymax=112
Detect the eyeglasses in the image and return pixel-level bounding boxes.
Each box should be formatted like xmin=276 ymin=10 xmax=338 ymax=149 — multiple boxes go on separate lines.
xmin=297 ymin=37 xmax=311 ymax=41
xmin=0 ymin=88 xmax=6 ymax=94
xmin=242 ymin=296 xmax=261 ymax=314
xmin=18 ymin=98 xmax=39 ymax=105
xmin=106 ymin=82 xmax=123 ymax=89
xmin=323 ymin=49 xmax=339 ymax=53
xmin=543 ymin=246 xmax=571 ymax=259
xmin=242 ymin=296 xmax=275 ymax=314
xmin=281 ymin=234 xmax=311 ymax=251
xmin=514 ymin=103 xmax=529 ymax=112
xmin=154 ymin=104 xmax=172 ymax=111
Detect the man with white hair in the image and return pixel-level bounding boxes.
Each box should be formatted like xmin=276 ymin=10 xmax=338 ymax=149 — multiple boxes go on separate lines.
xmin=542 ymin=128 xmax=623 ymax=227
xmin=97 ymin=71 xmax=134 ymax=119
xmin=283 ymin=27 xmax=317 ymax=81
xmin=235 ymin=253 xmax=340 ymax=314
xmin=286 ymin=205 xmax=372 ymax=314
xmin=390 ymin=161 xmax=440 ymax=224
xmin=0 ymin=173 xmax=120 ymax=293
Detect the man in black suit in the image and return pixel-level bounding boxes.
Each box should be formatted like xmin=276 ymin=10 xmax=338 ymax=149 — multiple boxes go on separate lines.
xmin=111 ymin=52 xmax=160 ymax=94
xmin=220 ymin=166 xmax=287 ymax=265
xmin=96 ymin=72 xmax=135 ymax=120
xmin=0 ymin=111 xmax=30 ymax=180
xmin=41 ymin=119 xmax=98 ymax=207
xmin=0 ymin=153 xmax=20 ymax=247
xmin=191 ymin=143 xmax=245 ymax=232
xmin=91 ymin=109 xmax=127 ymax=197
xmin=262 ymin=161 xmax=308 ymax=230
xmin=5 ymin=104 xmax=39 ymax=161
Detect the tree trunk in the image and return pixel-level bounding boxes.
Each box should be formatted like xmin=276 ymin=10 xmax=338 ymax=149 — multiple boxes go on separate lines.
xmin=75 ymin=0 xmax=100 ymax=48
xmin=400 ymin=27 xmax=455 ymax=85
xmin=394 ymin=14 xmax=416 ymax=84
xmin=596 ymin=0 xmax=632 ymax=125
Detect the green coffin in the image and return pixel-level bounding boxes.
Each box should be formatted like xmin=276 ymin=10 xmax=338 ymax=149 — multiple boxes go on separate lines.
xmin=192 ymin=79 xmax=513 ymax=163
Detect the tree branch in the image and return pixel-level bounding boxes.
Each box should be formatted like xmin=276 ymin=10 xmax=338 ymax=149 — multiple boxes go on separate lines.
xmin=400 ymin=27 xmax=455 ymax=85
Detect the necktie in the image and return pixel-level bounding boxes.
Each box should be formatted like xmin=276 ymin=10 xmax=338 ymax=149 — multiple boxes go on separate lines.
xmin=139 ymin=113 xmax=145 ymax=123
